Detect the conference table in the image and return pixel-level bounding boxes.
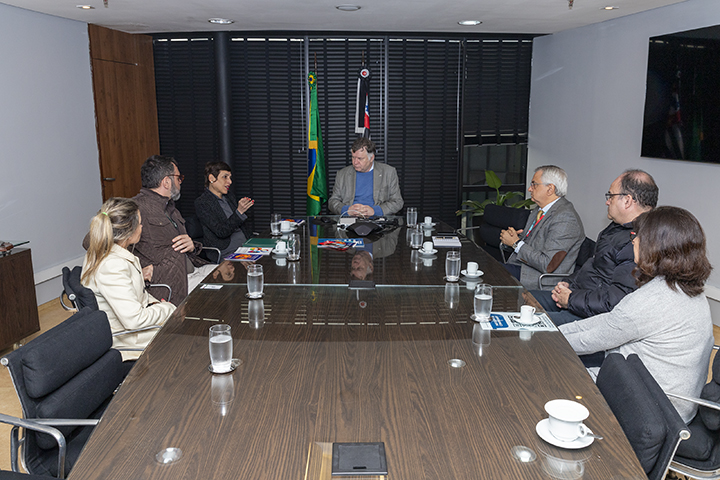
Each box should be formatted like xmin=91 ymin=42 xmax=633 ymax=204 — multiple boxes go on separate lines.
xmin=68 ymin=217 xmax=646 ymax=480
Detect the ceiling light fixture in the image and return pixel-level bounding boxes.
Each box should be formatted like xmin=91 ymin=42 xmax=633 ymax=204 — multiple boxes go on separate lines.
xmin=602 ymin=5 xmax=619 ymax=10
xmin=208 ymin=18 xmax=234 ymax=24
xmin=458 ymin=20 xmax=482 ymax=26
xmin=336 ymin=5 xmax=361 ymax=11
xmin=76 ymin=5 xmax=94 ymax=9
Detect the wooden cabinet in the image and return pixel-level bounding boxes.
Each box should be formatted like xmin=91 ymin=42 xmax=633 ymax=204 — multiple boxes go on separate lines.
xmin=0 ymin=248 xmax=40 ymax=350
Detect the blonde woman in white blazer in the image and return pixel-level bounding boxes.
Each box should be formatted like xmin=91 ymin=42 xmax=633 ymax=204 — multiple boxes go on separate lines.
xmin=81 ymin=198 xmax=176 ymax=361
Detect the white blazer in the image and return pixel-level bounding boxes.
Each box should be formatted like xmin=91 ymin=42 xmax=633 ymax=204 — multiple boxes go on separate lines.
xmin=82 ymin=244 xmax=176 ymax=361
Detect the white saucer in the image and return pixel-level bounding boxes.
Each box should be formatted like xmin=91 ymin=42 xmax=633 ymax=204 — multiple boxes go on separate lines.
xmin=272 ymin=248 xmax=288 ymax=256
xmin=461 ymin=269 xmax=483 ymax=278
xmin=422 ymin=222 xmax=437 ymax=228
xmin=419 ymin=248 xmax=438 ymax=255
xmin=536 ymin=419 xmax=593 ymax=449
xmin=512 ymin=313 xmax=540 ymax=325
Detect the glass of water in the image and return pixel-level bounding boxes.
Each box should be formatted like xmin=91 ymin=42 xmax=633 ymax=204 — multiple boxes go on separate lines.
xmin=270 ymin=213 xmax=282 ymax=236
xmin=209 ymin=324 xmax=233 ymax=373
xmin=247 ymin=264 xmax=264 ymax=298
xmin=445 ymin=251 xmax=461 ymax=281
xmin=406 ymin=207 xmax=418 ymax=226
xmin=473 ymin=284 xmax=493 ymax=322
xmin=287 ymin=233 xmax=301 ymax=261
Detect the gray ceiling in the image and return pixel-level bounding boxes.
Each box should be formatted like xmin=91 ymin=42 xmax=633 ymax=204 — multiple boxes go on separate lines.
xmin=2 ymin=0 xmax=687 ymax=35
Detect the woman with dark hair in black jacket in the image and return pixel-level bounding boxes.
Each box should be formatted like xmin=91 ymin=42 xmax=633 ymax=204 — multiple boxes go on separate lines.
xmin=194 ymin=162 xmax=254 ymax=258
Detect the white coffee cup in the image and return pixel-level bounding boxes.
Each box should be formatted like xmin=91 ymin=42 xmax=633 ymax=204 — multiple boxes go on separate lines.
xmin=467 ymin=262 xmax=478 ymax=275
xmin=280 ymin=220 xmax=291 ymax=232
xmin=276 ymin=241 xmax=287 ymax=253
xmin=423 ymin=241 xmax=434 ymax=252
xmin=520 ymin=305 xmax=536 ymax=324
xmin=545 ymin=399 xmax=591 ymax=442
xmin=424 ymin=216 xmax=432 ymax=225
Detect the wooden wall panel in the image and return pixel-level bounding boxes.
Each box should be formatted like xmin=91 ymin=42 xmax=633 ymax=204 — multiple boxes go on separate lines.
xmin=89 ymin=24 xmax=159 ymax=200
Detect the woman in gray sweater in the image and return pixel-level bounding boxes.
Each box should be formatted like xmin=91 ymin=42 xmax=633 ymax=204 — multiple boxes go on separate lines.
xmin=559 ymin=206 xmax=713 ymax=422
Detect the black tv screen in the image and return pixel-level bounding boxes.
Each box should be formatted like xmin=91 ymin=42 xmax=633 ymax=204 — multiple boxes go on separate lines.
xmin=642 ymin=26 xmax=720 ymax=164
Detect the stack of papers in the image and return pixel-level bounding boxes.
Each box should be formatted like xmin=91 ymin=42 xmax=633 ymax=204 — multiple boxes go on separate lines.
xmin=432 ymin=236 xmax=462 ymax=247
xmin=226 ymin=246 xmax=274 ymax=261
xmin=480 ymin=312 xmax=558 ymax=331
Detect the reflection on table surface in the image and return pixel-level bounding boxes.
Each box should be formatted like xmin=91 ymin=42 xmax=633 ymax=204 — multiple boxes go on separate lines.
xmin=66 ymin=219 xmax=646 ymax=480
xmin=204 ymin=216 xmax=516 ymax=286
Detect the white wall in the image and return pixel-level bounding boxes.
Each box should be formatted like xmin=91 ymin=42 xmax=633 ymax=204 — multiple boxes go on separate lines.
xmin=529 ymin=0 xmax=720 ymax=292
xmin=0 ymin=4 xmax=101 ymax=304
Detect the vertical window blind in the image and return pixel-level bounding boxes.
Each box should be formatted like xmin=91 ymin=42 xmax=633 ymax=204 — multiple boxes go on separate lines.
xmin=153 ymin=33 xmax=534 ymax=230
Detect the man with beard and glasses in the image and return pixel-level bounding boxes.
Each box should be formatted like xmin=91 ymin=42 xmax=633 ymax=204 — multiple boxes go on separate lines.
xmin=131 ymin=155 xmax=215 ymax=305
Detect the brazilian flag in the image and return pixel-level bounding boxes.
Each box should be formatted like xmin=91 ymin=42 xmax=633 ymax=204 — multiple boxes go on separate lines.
xmin=307 ymin=71 xmax=328 ymax=215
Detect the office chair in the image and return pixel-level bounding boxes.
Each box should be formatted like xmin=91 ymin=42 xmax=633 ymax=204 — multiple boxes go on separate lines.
xmin=184 ymin=215 xmax=223 ymax=264
xmin=536 ymin=236 xmax=596 ymax=289
xmin=666 ymin=347 xmax=720 ymax=479
xmin=596 ymin=353 xmax=690 ymax=480
xmin=0 ymin=308 xmax=127 ymax=478
xmin=60 ymin=265 xmax=171 ymax=311
xmin=478 ymin=204 xmax=531 ymax=262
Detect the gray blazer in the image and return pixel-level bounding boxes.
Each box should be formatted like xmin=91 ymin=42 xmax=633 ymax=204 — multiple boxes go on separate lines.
xmin=328 ymin=162 xmax=404 ymax=215
xmin=508 ymin=196 xmax=585 ymax=289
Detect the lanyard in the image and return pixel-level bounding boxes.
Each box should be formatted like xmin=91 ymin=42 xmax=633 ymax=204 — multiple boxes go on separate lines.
xmin=525 ymin=210 xmax=545 ymax=237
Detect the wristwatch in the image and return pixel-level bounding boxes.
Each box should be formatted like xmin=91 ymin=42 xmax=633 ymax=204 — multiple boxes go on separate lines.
xmin=511 ymin=241 xmax=519 ymax=250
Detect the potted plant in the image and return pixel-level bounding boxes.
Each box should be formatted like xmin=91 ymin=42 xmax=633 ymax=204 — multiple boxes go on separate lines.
xmin=456 ymin=170 xmax=535 ymax=258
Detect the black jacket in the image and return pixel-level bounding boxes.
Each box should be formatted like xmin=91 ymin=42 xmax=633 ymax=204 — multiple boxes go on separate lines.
xmin=566 ymin=221 xmax=638 ymax=318
xmin=194 ymin=189 xmax=250 ymax=251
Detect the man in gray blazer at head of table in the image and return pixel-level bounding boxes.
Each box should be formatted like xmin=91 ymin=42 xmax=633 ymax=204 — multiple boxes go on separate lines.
xmin=499 ymin=165 xmax=585 ymax=290
xmin=328 ymin=137 xmax=404 ymax=217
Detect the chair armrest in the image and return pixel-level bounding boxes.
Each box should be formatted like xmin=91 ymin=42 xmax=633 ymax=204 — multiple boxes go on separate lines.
xmin=499 ymin=242 xmax=513 ymax=264
xmin=148 ymin=283 xmax=172 ymax=302
xmin=537 ymin=273 xmax=571 ymax=290
xmin=0 ymin=413 xmax=73 ymax=478
xmin=666 ymin=392 xmax=720 ymax=412
xmin=201 ymin=246 xmax=222 ymax=264
xmin=113 ymin=325 xmax=162 ymax=337
xmin=59 ymin=291 xmax=76 ymax=311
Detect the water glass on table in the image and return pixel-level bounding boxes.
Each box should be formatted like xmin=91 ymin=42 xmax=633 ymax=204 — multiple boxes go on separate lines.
xmin=410 ymin=227 xmax=423 ymax=249
xmin=445 ymin=251 xmax=461 ymax=281
xmin=473 ymin=284 xmax=493 ymax=321
xmin=406 ymin=207 xmax=417 ymax=226
xmin=287 ymin=233 xmax=301 ymax=261
xmin=270 ymin=213 xmax=282 ymax=235
xmin=209 ymin=324 xmax=233 ymax=373
xmin=247 ymin=264 xmax=264 ymax=298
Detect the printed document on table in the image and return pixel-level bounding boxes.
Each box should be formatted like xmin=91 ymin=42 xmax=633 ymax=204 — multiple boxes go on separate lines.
xmin=233 ymin=247 xmax=273 ymax=256
xmin=480 ymin=312 xmax=558 ymax=331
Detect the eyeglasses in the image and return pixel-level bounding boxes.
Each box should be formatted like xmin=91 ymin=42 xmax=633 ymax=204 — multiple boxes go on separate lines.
xmin=167 ymin=174 xmax=184 ymax=184
xmin=530 ymin=182 xmax=549 ymax=189
xmin=605 ymin=192 xmax=628 ymax=201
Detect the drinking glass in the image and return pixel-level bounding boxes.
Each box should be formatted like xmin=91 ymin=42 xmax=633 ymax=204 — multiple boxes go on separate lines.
xmin=288 ymin=233 xmax=301 ymax=261
xmin=406 ymin=207 xmax=418 ymax=226
xmin=473 ymin=284 xmax=493 ymax=321
xmin=445 ymin=251 xmax=461 ymax=281
xmin=209 ymin=324 xmax=233 ymax=373
xmin=410 ymin=226 xmax=423 ymax=249
xmin=247 ymin=264 xmax=264 ymax=298
xmin=270 ymin=213 xmax=282 ymax=235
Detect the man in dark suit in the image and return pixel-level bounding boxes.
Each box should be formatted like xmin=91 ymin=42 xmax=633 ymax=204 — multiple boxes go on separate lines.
xmin=500 ymin=165 xmax=585 ymax=290
xmin=328 ymin=137 xmax=404 ymax=216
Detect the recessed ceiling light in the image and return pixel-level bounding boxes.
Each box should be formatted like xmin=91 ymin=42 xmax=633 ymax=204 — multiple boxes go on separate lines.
xmin=208 ymin=18 xmax=234 ymax=24
xmin=76 ymin=5 xmax=94 ymax=9
xmin=336 ymin=5 xmax=361 ymax=11
xmin=458 ymin=20 xmax=482 ymax=26
xmin=601 ymin=6 xmax=619 ymax=10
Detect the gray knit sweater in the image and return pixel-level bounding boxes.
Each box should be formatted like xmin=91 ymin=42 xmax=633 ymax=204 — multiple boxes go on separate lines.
xmin=559 ymin=276 xmax=713 ymax=422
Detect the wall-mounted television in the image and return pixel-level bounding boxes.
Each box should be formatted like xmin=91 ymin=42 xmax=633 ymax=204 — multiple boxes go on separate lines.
xmin=642 ymin=25 xmax=720 ymax=164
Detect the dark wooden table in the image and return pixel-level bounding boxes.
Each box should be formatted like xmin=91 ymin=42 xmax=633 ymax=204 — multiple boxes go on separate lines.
xmin=68 ymin=220 xmax=645 ymax=480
